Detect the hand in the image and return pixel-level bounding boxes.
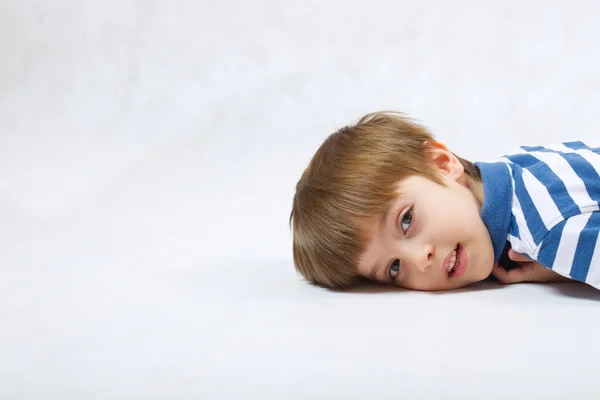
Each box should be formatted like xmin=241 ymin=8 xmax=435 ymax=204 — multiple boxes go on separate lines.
xmin=492 ymin=249 xmax=572 ymax=284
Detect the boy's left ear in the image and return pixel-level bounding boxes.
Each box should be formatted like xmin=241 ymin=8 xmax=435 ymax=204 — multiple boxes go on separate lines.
xmin=426 ymin=141 xmax=465 ymax=182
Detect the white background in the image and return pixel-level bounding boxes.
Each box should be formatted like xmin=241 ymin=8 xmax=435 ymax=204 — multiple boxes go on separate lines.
xmin=2 ymin=1 xmax=600 ymax=399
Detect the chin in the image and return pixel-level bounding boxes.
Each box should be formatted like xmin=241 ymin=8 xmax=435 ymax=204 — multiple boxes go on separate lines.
xmin=481 ymin=263 xmax=495 ymax=279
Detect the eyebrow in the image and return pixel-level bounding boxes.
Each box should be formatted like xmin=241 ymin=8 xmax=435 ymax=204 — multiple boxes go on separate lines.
xmin=367 ymin=206 xmax=395 ymax=282
xmin=369 ymin=265 xmax=379 ymax=281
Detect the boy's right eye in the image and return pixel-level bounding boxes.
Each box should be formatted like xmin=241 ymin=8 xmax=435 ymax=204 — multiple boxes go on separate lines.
xmin=400 ymin=208 xmax=413 ymax=233
xmin=389 ymin=259 xmax=400 ymax=280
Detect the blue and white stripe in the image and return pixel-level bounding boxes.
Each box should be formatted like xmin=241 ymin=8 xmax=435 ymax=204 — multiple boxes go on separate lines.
xmin=501 ymin=141 xmax=600 ymax=289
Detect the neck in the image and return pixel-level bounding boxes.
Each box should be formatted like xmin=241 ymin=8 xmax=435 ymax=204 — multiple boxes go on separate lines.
xmin=465 ymin=175 xmax=485 ymax=210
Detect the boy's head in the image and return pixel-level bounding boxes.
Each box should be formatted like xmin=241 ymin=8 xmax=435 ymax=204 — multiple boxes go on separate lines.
xmin=290 ymin=111 xmax=495 ymax=291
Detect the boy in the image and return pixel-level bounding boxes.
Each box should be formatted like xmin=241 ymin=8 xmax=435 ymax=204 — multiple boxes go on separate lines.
xmin=289 ymin=111 xmax=600 ymax=291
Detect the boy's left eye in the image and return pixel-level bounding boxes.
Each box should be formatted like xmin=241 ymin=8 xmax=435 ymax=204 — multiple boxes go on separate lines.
xmin=389 ymin=259 xmax=400 ymax=280
xmin=400 ymin=208 xmax=413 ymax=233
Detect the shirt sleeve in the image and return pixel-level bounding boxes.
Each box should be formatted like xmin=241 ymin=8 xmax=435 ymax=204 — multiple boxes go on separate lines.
xmin=536 ymin=211 xmax=600 ymax=289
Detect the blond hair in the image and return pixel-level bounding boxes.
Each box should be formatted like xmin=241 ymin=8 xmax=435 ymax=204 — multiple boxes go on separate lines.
xmin=289 ymin=111 xmax=480 ymax=289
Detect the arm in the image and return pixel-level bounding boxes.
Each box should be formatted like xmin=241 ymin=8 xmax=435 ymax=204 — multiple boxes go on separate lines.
xmin=493 ymin=212 xmax=600 ymax=288
xmin=492 ymin=249 xmax=572 ymax=284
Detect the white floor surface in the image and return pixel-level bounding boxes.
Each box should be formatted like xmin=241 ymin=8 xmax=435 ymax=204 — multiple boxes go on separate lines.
xmin=3 ymin=1 xmax=600 ymax=399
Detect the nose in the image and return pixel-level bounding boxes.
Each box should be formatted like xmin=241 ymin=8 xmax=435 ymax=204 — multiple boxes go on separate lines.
xmin=408 ymin=242 xmax=435 ymax=272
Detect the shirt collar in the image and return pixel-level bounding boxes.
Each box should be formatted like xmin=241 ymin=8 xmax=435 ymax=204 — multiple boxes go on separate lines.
xmin=474 ymin=161 xmax=513 ymax=263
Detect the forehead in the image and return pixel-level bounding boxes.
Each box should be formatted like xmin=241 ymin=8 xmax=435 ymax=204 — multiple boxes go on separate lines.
xmin=356 ymin=227 xmax=384 ymax=280
xmin=355 ymin=199 xmax=401 ymax=279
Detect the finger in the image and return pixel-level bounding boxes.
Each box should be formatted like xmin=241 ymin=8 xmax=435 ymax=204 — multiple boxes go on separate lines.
xmin=492 ymin=266 xmax=517 ymax=284
xmin=508 ymin=249 xmax=531 ymax=262
xmin=492 ymin=264 xmax=530 ymax=284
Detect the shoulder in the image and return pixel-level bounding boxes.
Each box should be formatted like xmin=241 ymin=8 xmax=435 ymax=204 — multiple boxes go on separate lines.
xmin=502 ymin=141 xmax=600 ymax=158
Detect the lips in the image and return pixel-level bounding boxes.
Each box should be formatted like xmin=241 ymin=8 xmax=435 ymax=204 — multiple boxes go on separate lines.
xmin=441 ymin=243 xmax=468 ymax=278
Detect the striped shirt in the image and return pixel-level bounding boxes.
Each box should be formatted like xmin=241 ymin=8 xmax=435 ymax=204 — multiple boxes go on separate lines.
xmin=476 ymin=141 xmax=600 ymax=289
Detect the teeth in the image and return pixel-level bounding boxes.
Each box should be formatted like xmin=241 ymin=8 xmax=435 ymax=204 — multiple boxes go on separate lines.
xmin=447 ymin=249 xmax=458 ymax=272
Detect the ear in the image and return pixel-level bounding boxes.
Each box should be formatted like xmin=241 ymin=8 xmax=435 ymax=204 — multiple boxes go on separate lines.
xmin=425 ymin=141 xmax=465 ymax=183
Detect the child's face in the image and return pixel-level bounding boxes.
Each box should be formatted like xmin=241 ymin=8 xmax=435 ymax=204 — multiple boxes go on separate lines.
xmin=356 ymin=160 xmax=495 ymax=291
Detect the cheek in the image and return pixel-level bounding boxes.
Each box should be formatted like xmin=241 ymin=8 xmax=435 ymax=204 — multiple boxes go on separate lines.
xmin=448 ymin=197 xmax=484 ymax=231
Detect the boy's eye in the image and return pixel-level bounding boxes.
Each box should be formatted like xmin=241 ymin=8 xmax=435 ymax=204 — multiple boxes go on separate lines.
xmin=389 ymin=259 xmax=400 ymax=280
xmin=400 ymin=208 xmax=413 ymax=232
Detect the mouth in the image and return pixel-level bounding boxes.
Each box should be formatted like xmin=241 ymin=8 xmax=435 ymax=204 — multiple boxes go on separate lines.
xmin=444 ymin=243 xmax=468 ymax=278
